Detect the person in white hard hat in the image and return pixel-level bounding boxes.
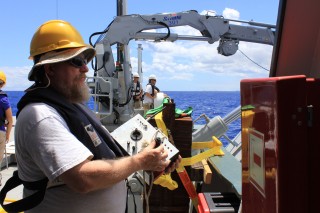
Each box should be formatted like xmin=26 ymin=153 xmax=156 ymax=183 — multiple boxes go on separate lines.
xmin=132 ymin=72 xmax=143 ymax=109
xmin=143 ymin=74 xmax=160 ymax=114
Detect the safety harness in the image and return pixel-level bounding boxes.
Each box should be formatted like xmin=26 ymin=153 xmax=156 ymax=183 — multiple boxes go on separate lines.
xmin=0 ymin=87 xmax=127 ymax=212
xmin=133 ymin=81 xmax=142 ymax=101
xmin=146 ymin=83 xmax=160 ymax=97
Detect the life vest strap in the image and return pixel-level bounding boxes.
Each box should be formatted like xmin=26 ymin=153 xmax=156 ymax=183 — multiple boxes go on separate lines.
xmin=0 ymin=170 xmax=48 ymax=212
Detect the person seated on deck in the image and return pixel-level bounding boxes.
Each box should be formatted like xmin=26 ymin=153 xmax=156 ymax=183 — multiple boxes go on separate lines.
xmin=10 ymin=20 xmax=181 ymax=213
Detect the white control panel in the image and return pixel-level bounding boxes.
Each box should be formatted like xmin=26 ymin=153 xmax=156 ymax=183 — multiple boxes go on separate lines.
xmin=111 ymin=114 xmax=179 ymax=162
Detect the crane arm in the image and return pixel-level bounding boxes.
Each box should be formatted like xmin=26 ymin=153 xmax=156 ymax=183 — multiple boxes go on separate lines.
xmin=88 ymin=10 xmax=275 ymax=126
xmin=100 ymin=10 xmax=274 ymax=48
xmin=94 ymin=10 xmax=275 ymax=77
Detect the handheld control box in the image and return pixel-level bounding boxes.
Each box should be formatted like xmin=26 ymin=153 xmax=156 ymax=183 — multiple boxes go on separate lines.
xmin=111 ymin=114 xmax=179 ymax=161
xmin=111 ymin=114 xmax=180 ymax=183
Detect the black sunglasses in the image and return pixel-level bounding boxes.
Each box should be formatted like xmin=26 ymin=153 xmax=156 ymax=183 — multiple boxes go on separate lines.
xmin=68 ymin=57 xmax=88 ymax=68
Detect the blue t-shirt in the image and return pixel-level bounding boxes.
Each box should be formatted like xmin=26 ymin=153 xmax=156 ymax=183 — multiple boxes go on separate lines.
xmin=0 ymin=94 xmax=10 ymax=131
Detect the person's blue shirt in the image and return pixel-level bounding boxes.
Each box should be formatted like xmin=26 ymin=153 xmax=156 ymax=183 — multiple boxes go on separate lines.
xmin=0 ymin=94 xmax=10 ymax=131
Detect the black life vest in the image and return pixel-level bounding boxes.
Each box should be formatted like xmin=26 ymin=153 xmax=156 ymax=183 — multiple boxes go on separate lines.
xmin=0 ymin=87 xmax=127 ymax=212
xmin=133 ymin=81 xmax=141 ymax=95
xmin=0 ymin=90 xmax=7 ymax=126
xmin=133 ymin=81 xmax=141 ymax=101
xmin=146 ymin=83 xmax=160 ymax=97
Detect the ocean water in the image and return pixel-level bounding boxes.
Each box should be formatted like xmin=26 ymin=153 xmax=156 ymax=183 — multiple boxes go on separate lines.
xmin=165 ymin=91 xmax=241 ymax=144
xmin=6 ymin=91 xmax=241 ymax=145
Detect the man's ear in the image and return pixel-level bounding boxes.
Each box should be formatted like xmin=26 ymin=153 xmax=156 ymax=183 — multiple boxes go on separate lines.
xmin=44 ymin=64 xmax=55 ymax=76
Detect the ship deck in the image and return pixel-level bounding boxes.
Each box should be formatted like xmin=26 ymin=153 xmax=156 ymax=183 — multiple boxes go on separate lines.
xmin=0 ymin=116 xmax=22 ymax=212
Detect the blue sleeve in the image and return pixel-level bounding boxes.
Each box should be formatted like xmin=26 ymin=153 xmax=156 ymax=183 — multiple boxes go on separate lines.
xmin=0 ymin=96 xmax=11 ymax=111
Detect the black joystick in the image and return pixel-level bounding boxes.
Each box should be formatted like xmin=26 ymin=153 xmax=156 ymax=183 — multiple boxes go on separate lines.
xmin=155 ymin=137 xmax=162 ymax=148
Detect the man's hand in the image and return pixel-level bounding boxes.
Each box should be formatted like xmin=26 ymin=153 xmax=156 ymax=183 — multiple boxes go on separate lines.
xmin=165 ymin=155 xmax=182 ymax=173
xmin=136 ymin=140 xmax=169 ymax=171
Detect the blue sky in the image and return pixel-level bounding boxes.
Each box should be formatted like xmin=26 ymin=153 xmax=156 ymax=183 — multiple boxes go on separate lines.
xmin=0 ymin=0 xmax=279 ymax=91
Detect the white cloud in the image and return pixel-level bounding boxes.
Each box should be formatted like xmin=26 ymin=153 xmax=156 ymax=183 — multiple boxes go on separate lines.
xmin=170 ymin=72 xmax=193 ymax=80
xmin=1 ymin=66 xmax=33 ymax=91
xmin=131 ymin=39 xmax=272 ymax=82
xmin=223 ymin=8 xmax=240 ymax=20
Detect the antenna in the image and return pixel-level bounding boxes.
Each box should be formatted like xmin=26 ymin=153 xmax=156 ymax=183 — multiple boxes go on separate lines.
xmin=56 ymin=0 xmax=59 ymax=19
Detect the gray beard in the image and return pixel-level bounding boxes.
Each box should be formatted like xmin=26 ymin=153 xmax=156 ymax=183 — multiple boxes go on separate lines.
xmin=54 ymin=81 xmax=90 ymax=104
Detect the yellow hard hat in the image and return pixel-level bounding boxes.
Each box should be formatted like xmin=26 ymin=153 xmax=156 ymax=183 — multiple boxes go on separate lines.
xmin=29 ymin=20 xmax=91 ymax=59
xmin=28 ymin=20 xmax=96 ymax=81
xmin=0 ymin=71 xmax=6 ymax=84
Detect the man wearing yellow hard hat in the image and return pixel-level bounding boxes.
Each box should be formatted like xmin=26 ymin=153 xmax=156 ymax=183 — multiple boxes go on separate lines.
xmin=0 ymin=70 xmax=13 ymax=186
xmin=0 ymin=20 xmax=180 ymax=213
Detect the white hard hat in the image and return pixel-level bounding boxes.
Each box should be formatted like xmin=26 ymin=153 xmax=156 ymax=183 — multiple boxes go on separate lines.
xmin=133 ymin=72 xmax=139 ymax=78
xmin=149 ymin=74 xmax=157 ymax=80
